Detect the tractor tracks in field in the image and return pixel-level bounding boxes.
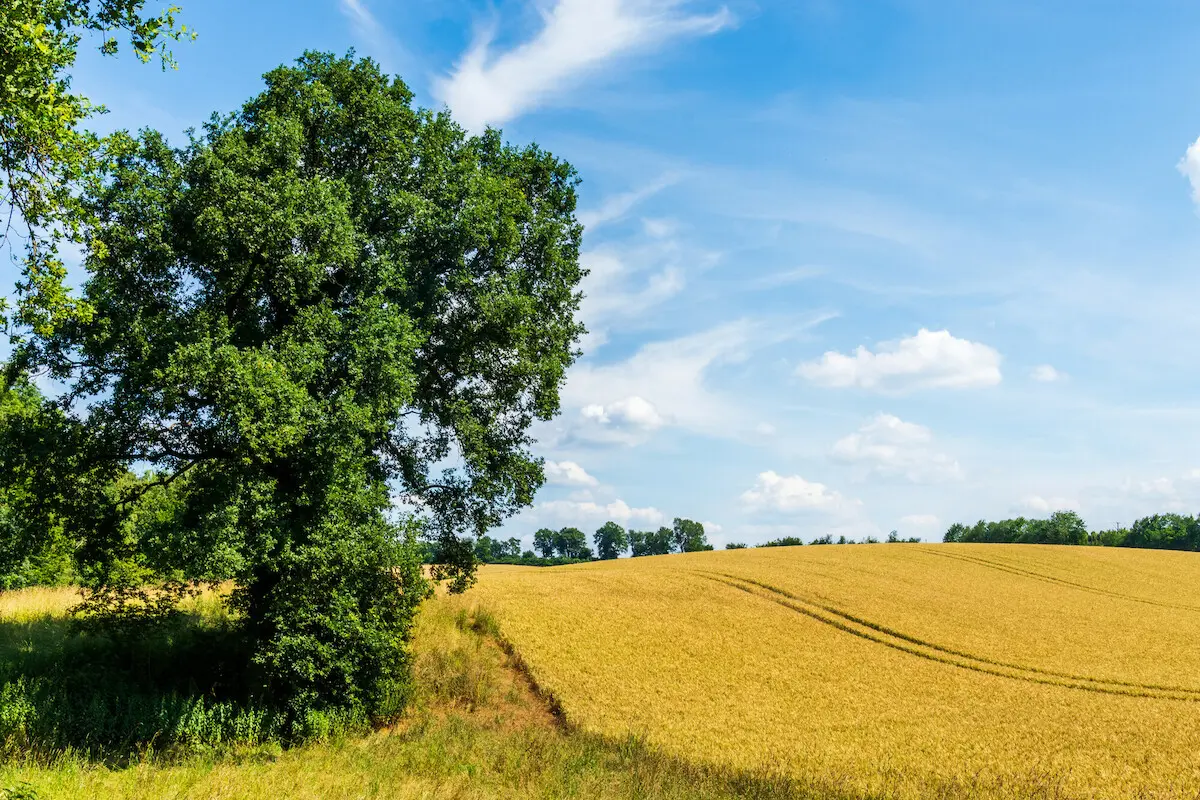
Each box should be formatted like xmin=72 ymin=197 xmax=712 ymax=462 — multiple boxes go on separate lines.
xmin=695 ymin=570 xmax=1200 ymax=702
xmin=916 ymin=548 xmax=1200 ymax=614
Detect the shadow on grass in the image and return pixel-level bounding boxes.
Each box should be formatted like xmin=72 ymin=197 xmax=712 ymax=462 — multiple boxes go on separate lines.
xmin=0 ymin=606 xmax=282 ymax=763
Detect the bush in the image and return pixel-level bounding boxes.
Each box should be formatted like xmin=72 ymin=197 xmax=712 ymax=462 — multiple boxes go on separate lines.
xmin=759 ymin=537 xmax=804 ymax=548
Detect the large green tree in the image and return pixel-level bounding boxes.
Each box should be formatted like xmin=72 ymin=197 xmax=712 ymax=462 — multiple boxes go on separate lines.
xmin=1 ymin=52 xmax=586 ymax=727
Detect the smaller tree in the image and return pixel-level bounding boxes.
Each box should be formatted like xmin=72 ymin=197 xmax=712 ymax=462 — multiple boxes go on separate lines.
xmin=725 ymin=542 xmax=747 ymax=550
xmin=629 ymin=527 xmax=672 ymax=556
xmin=1045 ymin=510 xmax=1089 ymax=546
xmin=533 ymin=528 xmax=557 ymax=558
xmin=943 ymin=523 xmax=968 ymax=543
xmin=554 ymin=527 xmax=589 ymax=559
xmin=594 ymin=521 xmax=628 ymax=560
xmin=672 ymin=518 xmax=712 ymax=552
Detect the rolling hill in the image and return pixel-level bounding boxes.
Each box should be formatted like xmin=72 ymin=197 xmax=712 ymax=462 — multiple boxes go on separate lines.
xmin=464 ymin=544 xmax=1200 ymax=799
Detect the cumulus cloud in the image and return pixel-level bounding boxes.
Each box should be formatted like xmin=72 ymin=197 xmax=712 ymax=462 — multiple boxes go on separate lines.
xmin=582 ymin=395 xmax=666 ymax=427
xmin=798 ymin=328 xmax=1002 ymax=392
xmin=740 ymin=471 xmax=855 ymax=513
xmin=830 ymin=413 xmax=962 ymax=483
xmin=534 ymin=498 xmax=665 ymax=527
xmin=1031 ymin=364 xmax=1063 ymax=382
xmin=543 ymin=460 xmax=599 ymax=487
xmin=435 ymin=0 xmax=734 ymax=133
xmin=1179 ymin=136 xmax=1200 ymax=210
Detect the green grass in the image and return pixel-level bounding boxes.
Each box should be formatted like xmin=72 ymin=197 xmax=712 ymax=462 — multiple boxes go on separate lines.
xmin=0 ymin=587 xmax=367 ymax=762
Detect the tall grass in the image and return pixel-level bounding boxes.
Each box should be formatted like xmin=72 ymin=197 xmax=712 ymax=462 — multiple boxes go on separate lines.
xmin=0 ymin=586 xmax=370 ymax=762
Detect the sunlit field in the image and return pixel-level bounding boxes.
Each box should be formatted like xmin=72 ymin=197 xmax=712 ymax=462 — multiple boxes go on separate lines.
xmin=0 ymin=586 xmax=825 ymax=799
xmin=466 ymin=544 xmax=1200 ymax=799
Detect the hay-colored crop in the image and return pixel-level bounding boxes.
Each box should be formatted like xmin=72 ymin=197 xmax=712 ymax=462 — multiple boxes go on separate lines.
xmin=466 ymin=544 xmax=1200 ymax=799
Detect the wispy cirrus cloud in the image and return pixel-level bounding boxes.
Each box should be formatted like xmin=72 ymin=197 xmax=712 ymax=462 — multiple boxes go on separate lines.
xmin=435 ymin=0 xmax=734 ymax=132
xmin=577 ymin=173 xmax=680 ymax=231
xmin=338 ymin=0 xmax=407 ymax=75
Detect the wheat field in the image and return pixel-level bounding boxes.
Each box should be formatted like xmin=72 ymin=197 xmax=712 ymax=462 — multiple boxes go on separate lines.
xmin=463 ymin=544 xmax=1200 ymax=799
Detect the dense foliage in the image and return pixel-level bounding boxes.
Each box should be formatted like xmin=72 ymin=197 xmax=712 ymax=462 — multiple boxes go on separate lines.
xmin=938 ymin=511 xmax=1200 ymax=550
xmin=943 ymin=511 xmax=1088 ymax=545
xmin=1 ymin=52 xmax=586 ymax=730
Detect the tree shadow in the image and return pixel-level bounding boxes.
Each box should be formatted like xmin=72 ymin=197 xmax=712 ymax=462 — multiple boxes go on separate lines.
xmin=0 ymin=606 xmax=271 ymax=763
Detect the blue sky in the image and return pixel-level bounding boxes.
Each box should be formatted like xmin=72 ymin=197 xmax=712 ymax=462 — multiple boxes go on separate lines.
xmin=44 ymin=0 xmax=1200 ymax=545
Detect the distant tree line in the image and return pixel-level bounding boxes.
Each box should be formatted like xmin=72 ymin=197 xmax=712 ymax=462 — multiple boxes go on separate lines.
xmin=943 ymin=511 xmax=1200 ymax=551
xmin=462 ymin=517 xmax=713 ymax=565
xmin=754 ymin=530 xmax=920 ymax=548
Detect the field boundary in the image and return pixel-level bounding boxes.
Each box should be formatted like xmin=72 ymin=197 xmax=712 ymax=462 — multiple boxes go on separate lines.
xmin=462 ymin=606 xmax=575 ymax=733
xmin=696 ymin=571 xmax=1200 ymax=702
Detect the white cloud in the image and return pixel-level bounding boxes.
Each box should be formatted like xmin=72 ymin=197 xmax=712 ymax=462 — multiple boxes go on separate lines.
xmin=544 ymin=460 xmax=599 ymax=487
xmin=579 ymin=395 xmax=667 ymax=439
xmin=1178 ymin=136 xmax=1200 ymax=210
xmin=899 ymin=513 xmax=941 ymax=529
xmin=740 ymin=471 xmax=855 ymax=513
xmin=1019 ymin=494 xmax=1080 ymax=514
xmin=1030 ymin=364 xmax=1063 ymax=382
xmin=435 ymin=0 xmax=734 ymax=133
xmin=798 ymin=328 xmax=1002 ymax=392
xmin=534 ymin=498 xmax=666 ymax=527
xmin=830 ymin=413 xmax=962 ymax=483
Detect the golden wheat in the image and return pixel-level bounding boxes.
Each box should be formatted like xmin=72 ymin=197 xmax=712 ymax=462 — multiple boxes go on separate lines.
xmin=464 ymin=544 xmax=1200 ymax=799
